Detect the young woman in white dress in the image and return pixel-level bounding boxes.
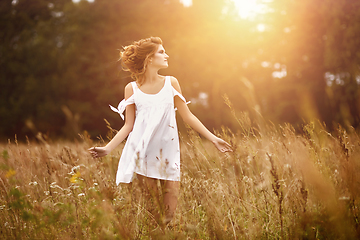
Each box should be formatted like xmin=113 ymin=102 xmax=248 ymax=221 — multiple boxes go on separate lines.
xmin=89 ymin=37 xmax=232 ymax=225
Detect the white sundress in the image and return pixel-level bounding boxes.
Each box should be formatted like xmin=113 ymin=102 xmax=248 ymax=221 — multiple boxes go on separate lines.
xmin=110 ymin=76 xmax=188 ymax=184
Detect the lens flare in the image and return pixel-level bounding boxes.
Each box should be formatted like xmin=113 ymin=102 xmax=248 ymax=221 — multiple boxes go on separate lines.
xmin=231 ymin=0 xmax=266 ymax=19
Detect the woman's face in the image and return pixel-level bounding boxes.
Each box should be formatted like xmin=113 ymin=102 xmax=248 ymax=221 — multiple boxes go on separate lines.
xmin=150 ymin=45 xmax=169 ymax=69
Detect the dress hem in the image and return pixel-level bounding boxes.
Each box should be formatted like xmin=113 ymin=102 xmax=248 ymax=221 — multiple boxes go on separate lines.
xmin=134 ymin=172 xmax=180 ymax=182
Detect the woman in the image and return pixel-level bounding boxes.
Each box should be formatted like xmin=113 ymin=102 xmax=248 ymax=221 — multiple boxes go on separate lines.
xmin=89 ymin=37 xmax=232 ymax=225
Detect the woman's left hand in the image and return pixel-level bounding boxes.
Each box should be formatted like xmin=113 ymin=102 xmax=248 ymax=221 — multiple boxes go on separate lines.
xmin=212 ymin=137 xmax=233 ymax=153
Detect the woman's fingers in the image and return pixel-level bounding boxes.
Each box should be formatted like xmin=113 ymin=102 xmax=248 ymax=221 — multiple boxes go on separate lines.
xmin=221 ymin=147 xmax=232 ymax=153
xmin=88 ymin=147 xmax=101 ymax=158
xmin=215 ymin=139 xmax=233 ymax=153
xmin=88 ymin=146 xmax=109 ymax=158
xmin=90 ymin=151 xmax=98 ymax=158
xmin=225 ymin=143 xmax=233 ymax=152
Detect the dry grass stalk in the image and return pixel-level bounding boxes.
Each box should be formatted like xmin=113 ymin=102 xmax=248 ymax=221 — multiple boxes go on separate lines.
xmin=1 ymin=118 xmax=360 ymax=239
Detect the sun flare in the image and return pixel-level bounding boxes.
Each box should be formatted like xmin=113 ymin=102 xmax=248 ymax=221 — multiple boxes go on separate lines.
xmin=230 ymin=0 xmax=265 ymax=19
xmin=180 ymin=0 xmax=266 ymax=19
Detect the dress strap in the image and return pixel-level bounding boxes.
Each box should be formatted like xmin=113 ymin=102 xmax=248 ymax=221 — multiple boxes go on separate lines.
xmin=109 ymin=96 xmax=135 ymax=120
xmin=172 ymin=87 xmax=186 ymax=103
xmin=130 ymin=81 xmax=138 ymax=93
xmin=170 ymin=77 xmax=191 ymax=110
xmin=109 ymin=82 xmax=136 ymax=120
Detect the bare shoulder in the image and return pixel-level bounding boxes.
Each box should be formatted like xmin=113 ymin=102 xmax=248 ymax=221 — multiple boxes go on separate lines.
xmin=169 ymin=76 xmax=182 ymax=93
xmin=124 ymin=82 xmax=134 ymax=99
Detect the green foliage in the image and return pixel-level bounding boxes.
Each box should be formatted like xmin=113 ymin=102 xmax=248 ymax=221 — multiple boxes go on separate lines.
xmin=1 ymin=0 xmax=360 ymax=140
xmin=2 ymin=150 xmax=9 ymax=160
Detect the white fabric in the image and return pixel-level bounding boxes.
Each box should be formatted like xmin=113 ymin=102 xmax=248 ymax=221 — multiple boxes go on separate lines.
xmin=109 ymin=95 xmax=135 ymax=120
xmin=110 ymin=76 xmax=187 ymax=184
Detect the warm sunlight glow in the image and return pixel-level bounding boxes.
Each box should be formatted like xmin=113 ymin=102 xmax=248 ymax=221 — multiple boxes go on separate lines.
xmin=231 ymin=0 xmax=266 ymax=19
xmin=180 ymin=0 xmax=192 ymax=7
xmin=257 ymin=23 xmax=266 ymax=32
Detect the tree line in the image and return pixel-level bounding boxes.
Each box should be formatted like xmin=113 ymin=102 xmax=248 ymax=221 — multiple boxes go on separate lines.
xmin=1 ymin=0 xmax=359 ymax=141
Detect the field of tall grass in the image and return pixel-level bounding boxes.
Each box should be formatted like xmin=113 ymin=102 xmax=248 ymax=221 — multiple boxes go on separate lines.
xmin=1 ymin=114 xmax=360 ymax=239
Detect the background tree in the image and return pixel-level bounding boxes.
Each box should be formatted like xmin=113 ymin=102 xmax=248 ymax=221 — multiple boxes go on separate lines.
xmin=1 ymin=0 xmax=359 ymax=141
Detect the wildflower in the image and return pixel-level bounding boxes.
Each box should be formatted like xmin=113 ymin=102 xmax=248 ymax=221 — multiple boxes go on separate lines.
xmin=70 ymin=172 xmax=81 ymax=184
xmin=5 ymin=169 xmax=16 ymax=178
xmin=78 ymin=193 xmax=85 ymax=197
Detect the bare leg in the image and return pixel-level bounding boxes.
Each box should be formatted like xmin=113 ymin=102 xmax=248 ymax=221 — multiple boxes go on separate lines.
xmin=161 ymin=180 xmax=180 ymax=225
xmin=137 ymin=175 xmax=180 ymax=226
xmin=137 ymin=174 xmax=162 ymax=223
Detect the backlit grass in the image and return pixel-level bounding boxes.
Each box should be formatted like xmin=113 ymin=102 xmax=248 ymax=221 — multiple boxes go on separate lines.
xmin=1 ymin=119 xmax=360 ymax=239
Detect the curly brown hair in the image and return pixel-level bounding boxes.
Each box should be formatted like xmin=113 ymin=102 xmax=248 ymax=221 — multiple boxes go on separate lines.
xmin=120 ymin=37 xmax=163 ymax=86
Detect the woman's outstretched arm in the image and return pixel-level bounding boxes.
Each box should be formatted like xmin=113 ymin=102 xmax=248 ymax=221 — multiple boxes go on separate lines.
xmin=171 ymin=77 xmax=232 ymax=153
xmin=88 ymin=83 xmax=136 ymax=158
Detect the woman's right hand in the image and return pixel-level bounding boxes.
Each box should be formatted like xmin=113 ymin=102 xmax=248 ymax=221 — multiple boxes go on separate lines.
xmin=88 ymin=146 xmax=110 ymax=158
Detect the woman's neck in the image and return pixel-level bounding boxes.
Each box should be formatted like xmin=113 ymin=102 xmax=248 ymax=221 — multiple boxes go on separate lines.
xmin=143 ymin=68 xmax=161 ymax=84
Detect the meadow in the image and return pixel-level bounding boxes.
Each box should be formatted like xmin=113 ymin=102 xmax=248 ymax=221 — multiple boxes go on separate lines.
xmin=1 ymin=114 xmax=360 ymax=239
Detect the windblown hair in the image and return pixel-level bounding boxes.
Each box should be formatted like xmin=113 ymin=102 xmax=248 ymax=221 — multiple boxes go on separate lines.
xmin=120 ymin=37 xmax=163 ymax=86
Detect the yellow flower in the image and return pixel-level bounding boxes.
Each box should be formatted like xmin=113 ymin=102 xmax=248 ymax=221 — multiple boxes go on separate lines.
xmin=5 ymin=169 xmax=16 ymax=178
xmin=70 ymin=172 xmax=81 ymax=183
